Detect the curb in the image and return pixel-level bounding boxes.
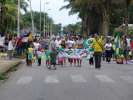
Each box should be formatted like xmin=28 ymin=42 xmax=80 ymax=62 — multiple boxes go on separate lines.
xmin=0 ymin=60 xmax=22 ymax=75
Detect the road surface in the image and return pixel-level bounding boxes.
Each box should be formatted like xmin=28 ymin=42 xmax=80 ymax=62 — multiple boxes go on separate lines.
xmin=0 ymin=61 xmax=133 ymax=100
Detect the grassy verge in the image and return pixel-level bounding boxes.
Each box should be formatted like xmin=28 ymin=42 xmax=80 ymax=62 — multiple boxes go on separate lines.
xmin=0 ymin=73 xmax=8 ymax=80
xmin=0 ymin=62 xmax=21 ymax=81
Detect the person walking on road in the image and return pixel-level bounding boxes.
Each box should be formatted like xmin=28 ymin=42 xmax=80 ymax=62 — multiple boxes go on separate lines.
xmin=48 ymin=38 xmax=57 ymax=70
xmin=104 ymin=40 xmax=112 ymax=63
xmin=92 ymin=34 xmax=103 ymax=69
xmin=37 ymin=46 xmax=43 ymax=66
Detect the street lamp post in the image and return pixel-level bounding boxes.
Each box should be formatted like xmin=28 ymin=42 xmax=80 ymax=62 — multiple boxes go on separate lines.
xmin=44 ymin=1 xmax=45 ymax=37
xmin=29 ymin=0 xmax=35 ymax=35
xmin=43 ymin=2 xmax=49 ymax=38
xmin=50 ymin=21 xmax=53 ymax=37
xmin=43 ymin=0 xmax=51 ymax=38
xmin=40 ymin=0 xmax=42 ymax=35
xmin=45 ymin=9 xmax=51 ymax=38
xmin=0 ymin=3 xmax=2 ymax=25
xmin=17 ymin=0 xmax=20 ymax=37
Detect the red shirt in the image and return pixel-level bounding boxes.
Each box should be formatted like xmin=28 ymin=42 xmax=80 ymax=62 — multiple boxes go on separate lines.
xmin=130 ymin=41 xmax=133 ymax=51
xmin=38 ymin=47 xmax=43 ymax=52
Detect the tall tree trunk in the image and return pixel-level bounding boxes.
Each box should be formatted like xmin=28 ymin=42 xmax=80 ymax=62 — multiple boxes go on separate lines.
xmin=81 ymin=15 xmax=88 ymax=38
xmin=86 ymin=15 xmax=91 ymax=36
xmin=102 ymin=8 xmax=110 ymax=37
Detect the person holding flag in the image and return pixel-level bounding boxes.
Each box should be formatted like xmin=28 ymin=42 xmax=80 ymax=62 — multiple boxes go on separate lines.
xmin=92 ymin=34 xmax=104 ymax=69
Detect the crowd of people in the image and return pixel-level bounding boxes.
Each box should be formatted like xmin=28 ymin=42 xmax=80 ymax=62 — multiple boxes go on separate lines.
xmin=0 ymin=32 xmax=133 ymax=70
xmin=25 ymin=33 xmax=133 ymax=70
xmin=0 ymin=32 xmax=33 ymax=59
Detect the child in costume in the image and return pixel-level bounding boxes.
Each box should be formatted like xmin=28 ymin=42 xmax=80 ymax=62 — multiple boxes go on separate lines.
xmin=27 ymin=44 xmax=34 ymax=66
xmin=57 ymin=47 xmax=65 ymax=67
xmin=37 ymin=46 xmax=43 ymax=66
xmin=66 ymin=48 xmax=74 ymax=66
xmin=88 ymin=46 xmax=94 ymax=65
xmin=87 ymin=39 xmax=94 ymax=65
xmin=44 ymin=49 xmax=51 ymax=67
xmin=49 ymin=48 xmax=57 ymax=70
xmin=73 ymin=48 xmax=82 ymax=67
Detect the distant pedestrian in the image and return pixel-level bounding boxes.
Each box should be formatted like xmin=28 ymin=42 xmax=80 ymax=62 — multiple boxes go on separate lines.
xmin=37 ymin=46 xmax=43 ymax=66
xmin=27 ymin=44 xmax=34 ymax=66
xmin=130 ymin=38 xmax=133 ymax=60
xmin=44 ymin=49 xmax=51 ymax=67
xmin=87 ymin=39 xmax=94 ymax=66
xmin=104 ymin=40 xmax=112 ymax=63
xmin=49 ymin=49 xmax=57 ymax=70
xmin=8 ymin=37 xmax=14 ymax=60
xmin=48 ymin=38 xmax=57 ymax=70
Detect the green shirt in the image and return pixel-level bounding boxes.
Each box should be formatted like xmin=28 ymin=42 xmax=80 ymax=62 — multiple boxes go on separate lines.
xmin=83 ymin=39 xmax=89 ymax=49
xmin=45 ymin=50 xmax=51 ymax=60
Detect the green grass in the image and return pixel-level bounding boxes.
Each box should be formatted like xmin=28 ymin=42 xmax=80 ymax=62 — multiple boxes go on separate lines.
xmin=0 ymin=73 xmax=8 ymax=80
xmin=0 ymin=62 xmax=21 ymax=81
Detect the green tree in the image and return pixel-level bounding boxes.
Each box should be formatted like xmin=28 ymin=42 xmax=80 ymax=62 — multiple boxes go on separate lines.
xmin=21 ymin=11 xmax=55 ymax=34
xmin=63 ymin=22 xmax=81 ymax=34
xmin=0 ymin=0 xmax=29 ymax=33
xmin=62 ymin=0 xmax=133 ymax=37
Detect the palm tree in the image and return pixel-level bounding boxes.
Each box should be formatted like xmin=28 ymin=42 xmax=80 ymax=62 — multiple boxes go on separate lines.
xmin=0 ymin=0 xmax=29 ymax=33
xmin=62 ymin=0 xmax=133 ymax=37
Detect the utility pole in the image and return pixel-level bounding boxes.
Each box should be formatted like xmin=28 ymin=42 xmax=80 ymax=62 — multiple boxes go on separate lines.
xmin=44 ymin=1 xmax=45 ymax=37
xmin=40 ymin=0 xmax=42 ymax=35
xmin=0 ymin=3 xmax=2 ymax=25
xmin=17 ymin=0 xmax=20 ymax=37
xmin=29 ymin=0 xmax=35 ymax=35
xmin=51 ymin=22 xmax=53 ymax=37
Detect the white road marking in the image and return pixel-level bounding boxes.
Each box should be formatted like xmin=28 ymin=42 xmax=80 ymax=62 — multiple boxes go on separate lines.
xmin=16 ymin=76 xmax=32 ymax=85
xmin=120 ymin=76 xmax=133 ymax=84
xmin=95 ymin=75 xmax=115 ymax=83
xmin=44 ymin=75 xmax=59 ymax=84
xmin=71 ymin=75 xmax=87 ymax=83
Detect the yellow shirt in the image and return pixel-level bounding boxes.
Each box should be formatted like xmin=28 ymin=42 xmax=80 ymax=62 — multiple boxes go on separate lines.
xmin=28 ymin=33 xmax=33 ymax=42
xmin=92 ymin=38 xmax=103 ymax=52
xmin=28 ymin=48 xmax=33 ymax=53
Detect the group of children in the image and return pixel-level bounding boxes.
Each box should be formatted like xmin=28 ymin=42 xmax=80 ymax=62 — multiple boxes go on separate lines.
xmin=26 ymin=43 xmax=43 ymax=66
xmin=44 ymin=37 xmax=95 ymax=69
xmin=26 ymin=36 xmax=95 ymax=69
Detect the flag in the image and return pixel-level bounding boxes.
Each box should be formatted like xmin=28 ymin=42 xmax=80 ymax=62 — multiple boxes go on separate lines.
xmin=114 ymin=33 xmax=121 ymax=55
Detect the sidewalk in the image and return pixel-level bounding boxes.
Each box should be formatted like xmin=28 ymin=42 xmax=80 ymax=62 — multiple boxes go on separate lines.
xmin=0 ymin=59 xmax=22 ymax=74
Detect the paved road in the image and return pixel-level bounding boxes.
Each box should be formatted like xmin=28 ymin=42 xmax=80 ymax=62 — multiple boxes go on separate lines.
xmin=0 ymin=61 xmax=133 ymax=100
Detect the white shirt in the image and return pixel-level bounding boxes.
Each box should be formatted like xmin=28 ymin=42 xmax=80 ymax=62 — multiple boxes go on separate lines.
xmin=67 ymin=40 xmax=74 ymax=48
xmin=55 ymin=40 xmax=61 ymax=48
xmin=22 ymin=37 xmax=28 ymax=43
xmin=126 ymin=38 xmax=131 ymax=47
xmin=8 ymin=40 xmax=14 ymax=50
xmin=33 ymin=42 xmax=40 ymax=50
xmin=0 ymin=36 xmax=5 ymax=46
xmin=105 ymin=43 xmax=112 ymax=50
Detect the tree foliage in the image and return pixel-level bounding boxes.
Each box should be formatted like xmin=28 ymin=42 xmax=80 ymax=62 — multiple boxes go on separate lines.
xmin=0 ymin=0 xmax=29 ymax=33
xmin=63 ymin=22 xmax=81 ymax=34
xmin=62 ymin=0 xmax=133 ymax=36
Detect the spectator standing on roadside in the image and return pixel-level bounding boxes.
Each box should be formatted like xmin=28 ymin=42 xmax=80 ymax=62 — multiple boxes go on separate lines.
xmin=130 ymin=38 xmax=133 ymax=60
xmin=4 ymin=34 xmax=9 ymax=51
xmin=8 ymin=37 xmax=14 ymax=60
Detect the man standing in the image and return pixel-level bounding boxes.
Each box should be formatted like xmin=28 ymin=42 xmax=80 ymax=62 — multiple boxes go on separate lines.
xmin=92 ymin=34 xmax=103 ymax=69
xmin=8 ymin=37 xmax=14 ymax=60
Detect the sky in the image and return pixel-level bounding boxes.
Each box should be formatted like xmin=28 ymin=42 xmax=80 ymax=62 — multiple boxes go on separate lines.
xmin=30 ymin=0 xmax=81 ymax=26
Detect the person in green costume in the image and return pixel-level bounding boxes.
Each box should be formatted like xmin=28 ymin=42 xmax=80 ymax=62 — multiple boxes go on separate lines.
xmin=49 ymin=49 xmax=58 ymax=70
xmin=44 ymin=49 xmax=51 ymax=67
xmin=83 ymin=38 xmax=89 ymax=49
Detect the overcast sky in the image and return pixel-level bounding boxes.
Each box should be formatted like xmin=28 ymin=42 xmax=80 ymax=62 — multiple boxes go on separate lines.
xmin=30 ymin=0 xmax=81 ymax=26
